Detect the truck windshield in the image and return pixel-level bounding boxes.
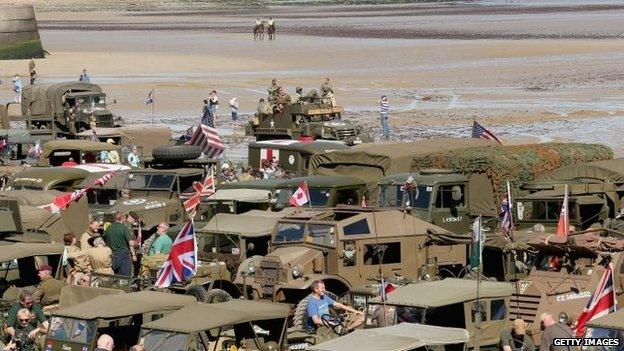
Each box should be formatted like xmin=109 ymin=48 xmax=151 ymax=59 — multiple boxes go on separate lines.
xmin=516 ymin=199 xmax=577 ymax=222
xmin=274 ymin=223 xmax=336 ymax=247
xmin=142 ymin=329 xmax=189 ymax=351
xmin=127 ymin=174 xmax=175 ymax=190
xmin=47 ymin=316 xmax=96 ymax=345
xmin=275 ymin=188 xmax=331 ymax=207
xmin=76 ymin=94 xmax=106 ymax=108
xmin=377 ymin=184 xmax=431 ymax=209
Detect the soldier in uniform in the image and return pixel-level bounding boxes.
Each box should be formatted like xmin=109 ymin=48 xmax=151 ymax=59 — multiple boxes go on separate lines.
xmin=33 ymin=264 xmax=65 ymax=306
xmin=81 ymin=220 xmax=100 ymax=250
xmin=267 ymin=79 xmax=279 ymax=102
xmin=87 ymin=236 xmax=114 ymax=275
xmin=320 ymin=77 xmax=333 ymax=97
xmin=292 ymin=87 xmax=303 ymax=104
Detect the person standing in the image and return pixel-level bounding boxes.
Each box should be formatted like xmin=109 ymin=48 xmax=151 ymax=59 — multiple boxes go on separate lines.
xmin=148 ymin=223 xmax=173 ymax=256
xmin=12 ymin=75 xmax=23 ymax=103
xmin=539 ymin=312 xmax=574 ymax=351
xmin=127 ymin=146 xmax=141 ymax=168
xmin=28 ymin=58 xmax=37 ymax=85
xmin=267 ymin=79 xmax=278 ymax=101
xmin=87 ymin=236 xmax=114 ymax=275
xmin=79 ymin=69 xmax=91 ymax=83
xmin=229 ymin=97 xmax=239 ymax=121
xmin=201 ymin=99 xmax=214 ymax=127
xmin=209 ymin=90 xmax=219 ymax=118
xmin=81 ymin=220 xmax=100 ymax=250
xmin=104 ymin=212 xmax=136 ymax=276
xmin=378 ymin=95 xmax=390 ymax=140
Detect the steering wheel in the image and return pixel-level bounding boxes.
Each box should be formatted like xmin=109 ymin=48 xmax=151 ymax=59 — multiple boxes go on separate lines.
xmin=320 ymin=313 xmax=345 ymax=336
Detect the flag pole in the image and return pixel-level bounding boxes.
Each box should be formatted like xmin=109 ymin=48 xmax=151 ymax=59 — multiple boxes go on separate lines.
xmin=151 ymin=88 xmax=155 ymax=125
xmin=507 ymin=180 xmax=514 ymax=240
xmin=474 ymin=215 xmax=482 ymax=351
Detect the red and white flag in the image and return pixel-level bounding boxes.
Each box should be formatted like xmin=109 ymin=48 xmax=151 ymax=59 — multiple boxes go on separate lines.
xmin=575 ymin=262 xmax=617 ymax=336
xmin=187 ymin=124 xmax=224 ymax=159
xmin=260 ymin=148 xmax=279 ymax=162
xmin=556 ymin=185 xmax=569 ymax=237
xmin=289 ymin=181 xmax=310 ymax=207
xmin=39 ymin=171 xmax=116 ymax=214
xmin=181 ymin=171 xmax=215 ymax=218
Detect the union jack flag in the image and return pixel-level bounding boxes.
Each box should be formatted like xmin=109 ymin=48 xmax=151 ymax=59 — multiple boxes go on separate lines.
xmin=187 ymin=124 xmax=224 ymax=159
xmin=39 ymin=171 xmax=115 ymax=214
xmin=155 ymin=219 xmax=197 ymax=288
xmin=575 ymin=262 xmax=617 ymax=336
xmin=472 ymin=121 xmax=502 ymax=145
xmin=180 ymin=170 xmax=215 ymax=218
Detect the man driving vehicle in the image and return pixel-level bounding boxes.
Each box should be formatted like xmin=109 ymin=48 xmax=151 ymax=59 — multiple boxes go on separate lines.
xmin=306 ymin=280 xmax=364 ymax=334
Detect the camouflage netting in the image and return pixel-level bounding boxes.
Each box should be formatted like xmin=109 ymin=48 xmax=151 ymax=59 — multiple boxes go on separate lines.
xmin=411 ymin=143 xmax=613 ymax=204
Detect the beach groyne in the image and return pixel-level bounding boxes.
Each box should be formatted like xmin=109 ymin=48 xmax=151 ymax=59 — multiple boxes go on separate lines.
xmin=0 ymin=4 xmax=44 ymax=60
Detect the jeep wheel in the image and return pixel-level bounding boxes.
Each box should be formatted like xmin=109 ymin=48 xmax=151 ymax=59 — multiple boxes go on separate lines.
xmin=152 ymin=145 xmax=201 ymax=162
xmin=185 ymin=284 xmax=207 ymax=302
xmin=292 ymin=291 xmax=339 ymax=332
xmin=205 ymin=288 xmax=232 ymax=304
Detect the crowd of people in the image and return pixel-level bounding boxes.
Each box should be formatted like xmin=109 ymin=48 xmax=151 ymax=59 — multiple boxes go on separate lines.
xmin=219 ymin=157 xmax=289 ymax=183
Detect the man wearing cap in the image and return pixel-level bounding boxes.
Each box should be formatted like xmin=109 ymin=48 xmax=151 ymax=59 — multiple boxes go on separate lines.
xmin=104 ymin=212 xmax=136 ymax=276
xmin=5 ymin=290 xmax=48 ymax=339
xmin=500 ymin=319 xmax=534 ymax=351
xmin=540 ymin=312 xmax=574 ymax=351
xmin=33 ymin=264 xmax=65 ymax=305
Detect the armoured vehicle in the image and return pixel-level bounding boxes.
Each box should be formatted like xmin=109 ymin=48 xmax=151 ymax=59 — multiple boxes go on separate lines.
xmin=140 ymin=300 xmax=290 ymax=351
xmin=14 ymin=82 xmax=117 ymax=137
xmin=44 ymin=291 xmax=195 ymax=351
xmin=248 ymin=101 xmax=371 ymax=145
xmin=363 ymin=279 xmax=512 ymax=350
xmin=248 ymin=140 xmax=349 ymax=177
xmin=234 ymin=208 xmax=468 ymax=303
xmin=508 ymin=232 xmax=624 ymax=346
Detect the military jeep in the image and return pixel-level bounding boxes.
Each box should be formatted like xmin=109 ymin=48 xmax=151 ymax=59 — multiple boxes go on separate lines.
xmin=13 ymin=82 xmax=117 ymax=137
xmin=248 ymin=102 xmax=371 ymax=145
xmin=234 ymin=208 xmax=468 ymax=303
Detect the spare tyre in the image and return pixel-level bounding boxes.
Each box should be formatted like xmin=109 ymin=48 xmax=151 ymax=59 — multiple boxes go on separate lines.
xmin=152 ymin=145 xmax=201 ymax=162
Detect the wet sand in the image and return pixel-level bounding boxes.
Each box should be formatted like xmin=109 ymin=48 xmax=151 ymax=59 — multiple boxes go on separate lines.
xmin=1 ymin=1 xmax=624 ymax=157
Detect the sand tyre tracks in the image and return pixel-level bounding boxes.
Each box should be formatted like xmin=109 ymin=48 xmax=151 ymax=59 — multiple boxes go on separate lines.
xmin=153 ymin=145 xmax=201 ymax=162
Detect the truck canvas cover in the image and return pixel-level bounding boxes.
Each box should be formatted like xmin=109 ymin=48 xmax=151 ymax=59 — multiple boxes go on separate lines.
xmin=538 ymin=158 xmax=624 ymax=185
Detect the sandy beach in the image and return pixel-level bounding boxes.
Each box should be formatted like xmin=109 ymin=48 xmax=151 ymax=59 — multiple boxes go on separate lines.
xmin=1 ymin=0 xmax=624 ymax=158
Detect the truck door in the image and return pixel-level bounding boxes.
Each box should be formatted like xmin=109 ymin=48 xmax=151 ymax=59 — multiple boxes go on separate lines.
xmin=431 ymin=184 xmax=470 ymax=234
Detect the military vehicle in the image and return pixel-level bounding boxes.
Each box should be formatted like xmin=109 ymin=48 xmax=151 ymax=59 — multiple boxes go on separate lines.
xmin=0 ymin=129 xmax=53 ymax=165
xmin=309 ymin=323 xmax=470 ymax=351
xmin=248 ymin=101 xmax=371 ymax=145
xmin=75 ymin=125 xmax=172 ymax=158
xmin=585 ymin=305 xmax=624 ymax=340
xmin=234 ymin=208 xmax=468 ymax=303
xmin=44 ymin=291 xmax=195 ymax=351
xmin=363 ymin=279 xmax=512 ymax=350
xmin=196 ymin=209 xmax=296 ymax=275
xmin=199 ymin=188 xmax=274 ymax=221
xmin=38 ymin=140 xmax=125 ymax=167
xmin=508 ymin=232 xmax=624 ymax=346
xmin=13 ymin=82 xmax=117 ymax=137
xmin=140 ymin=300 xmax=290 ymax=351
xmin=248 ymin=140 xmax=349 ymax=176
xmin=6 ymin=167 xmax=91 ymax=191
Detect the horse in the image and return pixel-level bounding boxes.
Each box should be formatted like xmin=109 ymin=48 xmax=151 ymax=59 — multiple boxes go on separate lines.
xmin=267 ymin=24 xmax=276 ymax=40
xmin=254 ymin=23 xmax=265 ymax=41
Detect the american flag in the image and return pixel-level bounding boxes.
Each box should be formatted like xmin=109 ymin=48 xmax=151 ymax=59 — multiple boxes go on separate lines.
xmin=39 ymin=171 xmax=115 ymax=214
xmin=187 ymin=124 xmax=224 ymax=159
xmin=180 ymin=170 xmax=215 ymax=218
xmin=471 ymin=121 xmax=502 ymax=145
xmin=145 ymin=90 xmax=154 ymax=105
xmin=575 ymin=262 xmax=617 ymax=336
xmin=155 ymin=219 xmax=197 ymax=288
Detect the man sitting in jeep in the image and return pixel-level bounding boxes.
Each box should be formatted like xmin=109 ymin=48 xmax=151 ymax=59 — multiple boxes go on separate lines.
xmin=306 ymin=280 xmax=364 ymax=334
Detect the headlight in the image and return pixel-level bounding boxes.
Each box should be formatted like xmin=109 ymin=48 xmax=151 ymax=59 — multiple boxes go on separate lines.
xmin=292 ymin=265 xmax=302 ymax=278
xmin=247 ymin=261 xmax=256 ymax=275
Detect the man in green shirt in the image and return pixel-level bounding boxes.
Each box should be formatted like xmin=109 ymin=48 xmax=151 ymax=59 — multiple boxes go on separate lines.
xmin=104 ymin=212 xmax=136 ymax=276
xmin=5 ymin=290 xmax=48 ymax=339
xmin=148 ymin=222 xmax=173 ymax=256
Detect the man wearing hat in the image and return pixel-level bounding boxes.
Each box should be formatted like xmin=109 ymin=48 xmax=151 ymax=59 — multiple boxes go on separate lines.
xmin=32 ymin=264 xmax=65 ymax=306
xmin=500 ymin=319 xmax=534 ymax=351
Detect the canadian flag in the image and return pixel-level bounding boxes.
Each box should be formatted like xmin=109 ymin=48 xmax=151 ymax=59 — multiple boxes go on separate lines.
xmin=556 ymin=185 xmax=569 ymax=237
xmin=289 ymin=181 xmax=310 ymax=207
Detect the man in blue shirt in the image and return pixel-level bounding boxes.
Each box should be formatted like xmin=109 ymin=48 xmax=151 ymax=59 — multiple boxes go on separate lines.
xmin=306 ymin=280 xmax=364 ymax=334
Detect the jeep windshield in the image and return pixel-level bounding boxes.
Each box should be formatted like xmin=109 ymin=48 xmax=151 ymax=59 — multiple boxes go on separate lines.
xmin=377 ymin=184 xmax=431 ymax=209
xmin=47 ymin=316 xmax=96 ymax=345
xmin=126 ymin=173 xmax=175 ymax=190
xmin=142 ymin=329 xmax=189 ymax=351
xmin=365 ymin=304 xmax=425 ymax=328
xmin=275 ymin=188 xmax=331 ymax=207
xmin=515 ymin=199 xmax=577 ymax=223
xmin=274 ymin=222 xmax=336 ymax=247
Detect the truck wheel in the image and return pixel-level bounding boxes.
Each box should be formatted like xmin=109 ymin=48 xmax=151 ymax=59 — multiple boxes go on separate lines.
xmin=205 ymin=288 xmax=232 ymax=304
xmin=292 ymin=291 xmax=339 ymax=332
xmin=185 ymin=284 xmax=207 ymax=302
xmin=152 ymin=145 xmax=201 ymax=162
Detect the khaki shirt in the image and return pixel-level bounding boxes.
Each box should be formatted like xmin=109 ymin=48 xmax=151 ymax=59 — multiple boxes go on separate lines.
xmin=33 ymin=277 xmax=65 ymax=306
xmin=66 ymin=245 xmax=92 ymax=273
xmin=87 ymin=246 xmax=114 ymax=274
xmin=80 ymin=230 xmax=97 ymax=250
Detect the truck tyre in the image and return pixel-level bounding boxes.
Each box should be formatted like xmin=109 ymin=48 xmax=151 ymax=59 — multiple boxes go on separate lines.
xmin=205 ymin=288 xmax=232 ymax=304
xmin=185 ymin=284 xmax=207 ymax=302
xmin=152 ymin=145 xmax=201 ymax=162
xmin=292 ymin=291 xmax=339 ymax=332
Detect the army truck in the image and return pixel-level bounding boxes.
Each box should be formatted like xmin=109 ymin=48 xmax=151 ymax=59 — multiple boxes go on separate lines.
xmin=248 ymin=139 xmax=349 ymax=177
xmin=13 ymin=82 xmax=117 ymax=137
xmin=363 ymin=279 xmax=512 ymax=351
xmin=234 ymin=208 xmax=468 ymax=303
xmin=248 ymin=101 xmax=371 ymax=145
xmin=45 ymin=291 xmax=195 ymax=351
xmin=508 ymin=232 xmax=624 ymax=347
xmin=75 ymin=125 xmax=172 ymax=158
